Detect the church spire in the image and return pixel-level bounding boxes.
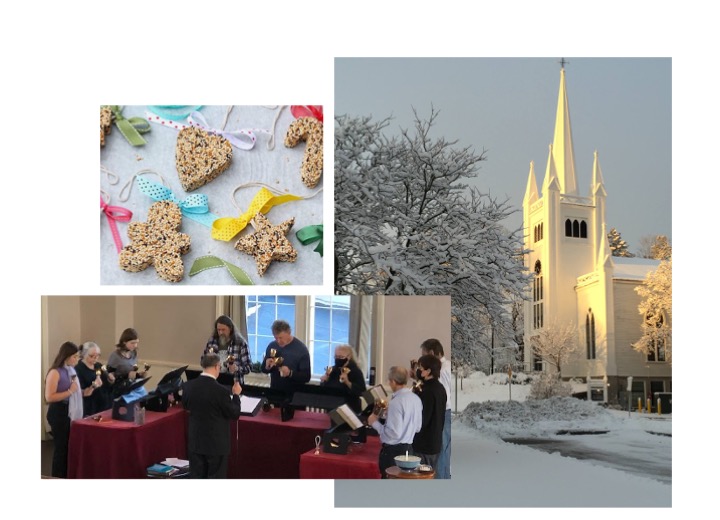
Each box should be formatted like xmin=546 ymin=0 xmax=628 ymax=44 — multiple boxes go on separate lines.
xmin=551 ymin=67 xmax=578 ymax=195
xmin=524 ymin=161 xmax=539 ymax=205
xmin=591 ymin=150 xmax=607 ymax=197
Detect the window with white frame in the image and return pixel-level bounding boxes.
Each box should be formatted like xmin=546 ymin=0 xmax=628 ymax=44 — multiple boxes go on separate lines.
xmin=245 ymin=296 xmax=296 ymax=364
xmin=308 ymin=295 xmax=351 ymax=376
xmin=245 ymin=295 xmax=352 ymax=377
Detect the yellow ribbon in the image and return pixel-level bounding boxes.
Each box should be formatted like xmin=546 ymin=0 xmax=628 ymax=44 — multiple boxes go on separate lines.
xmin=212 ymin=188 xmax=302 ymax=241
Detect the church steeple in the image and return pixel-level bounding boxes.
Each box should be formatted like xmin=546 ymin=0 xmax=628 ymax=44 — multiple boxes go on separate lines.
xmin=551 ymin=67 xmax=579 ymax=196
xmin=524 ymin=161 xmax=539 ymax=205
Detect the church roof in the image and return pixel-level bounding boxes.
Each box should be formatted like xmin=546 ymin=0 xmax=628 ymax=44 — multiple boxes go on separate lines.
xmin=612 ymin=257 xmax=660 ymax=281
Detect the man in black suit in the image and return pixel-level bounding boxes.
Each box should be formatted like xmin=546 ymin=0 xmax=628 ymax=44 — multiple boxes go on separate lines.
xmin=182 ymin=353 xmax=242 ymax=478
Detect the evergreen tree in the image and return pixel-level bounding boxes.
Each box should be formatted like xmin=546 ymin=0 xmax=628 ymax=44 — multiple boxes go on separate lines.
xmin=607 ymin=227 xmax=634 ymax=257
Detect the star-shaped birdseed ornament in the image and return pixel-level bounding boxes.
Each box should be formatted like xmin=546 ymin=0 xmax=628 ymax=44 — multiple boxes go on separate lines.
xmin=234 ymin=213 xmax=297 ymax=276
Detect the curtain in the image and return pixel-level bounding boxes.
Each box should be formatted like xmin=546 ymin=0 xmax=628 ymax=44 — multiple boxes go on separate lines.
xmin=349 ymin=295 xmax=373 ymax=381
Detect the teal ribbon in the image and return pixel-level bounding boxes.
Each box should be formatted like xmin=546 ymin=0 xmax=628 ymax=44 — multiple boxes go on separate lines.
xmin=189 ymin=256 xmax=291 ymax=285
xmin=296 ymin=224 xmax=323 ymax=256
xmin=147 ymin=105 xmax=203 ymax=121
xmin=106 ymin=105 xmax=150 ymax=146
xmin=136 ymin=176 xmax=218 ymax=227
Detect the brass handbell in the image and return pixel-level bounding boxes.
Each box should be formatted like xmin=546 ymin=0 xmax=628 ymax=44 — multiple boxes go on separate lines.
xmin=143 ymin=363 xmax=151 ymax=372
xmin=95 ymin=369 xmax=102 ymax=377
xmin=325 ymin=366 xmax=333 ymax=376
xmin=413 ymin=379 xmax=424 ymax=394
xmin=132 ymin=364 xmax=139 ymax=372
xmin=373 ymin=398 xmax=388 ymax=416
xmin=269 ymin=349 xmax=284 ymax=366
xmin=227 ymin=354 xmax=236 ymax=366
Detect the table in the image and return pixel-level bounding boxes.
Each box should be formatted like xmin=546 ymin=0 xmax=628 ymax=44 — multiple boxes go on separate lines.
xmin=67 ymin=406 xmax=187 ymax=479
xmin=228 ymin=408 xmax=330 ymax=478
xmin=299 ymin=436 xmax=382 ymax=479
xmin=385 ymin=466 xmax=436 ymax=479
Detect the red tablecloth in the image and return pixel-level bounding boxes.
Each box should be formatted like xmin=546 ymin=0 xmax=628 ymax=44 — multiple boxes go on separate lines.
xmin=227 ymin=408 xmax=330 ymax=479
xmin=67 ymin=406 xmax=187 ymax=479
xmin=299 ymin=435 xmax=381 ymax=479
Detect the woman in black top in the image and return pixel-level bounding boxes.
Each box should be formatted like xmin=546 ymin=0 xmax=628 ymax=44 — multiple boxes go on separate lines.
xmin=76 ymin=342 xmax=115 ymax=416
xmin=320 ymin=344 xmax=366 ymax=413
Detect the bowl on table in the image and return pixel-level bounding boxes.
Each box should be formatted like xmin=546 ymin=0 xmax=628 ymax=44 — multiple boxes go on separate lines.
xmin=394 ymin=454 xmax=421 ymax=471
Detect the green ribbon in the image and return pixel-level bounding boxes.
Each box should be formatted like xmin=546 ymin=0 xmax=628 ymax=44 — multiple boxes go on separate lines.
xmin=189 ymin=255 xmax=291 ymax=285
xmin=105 ymin=105 xmax=151 ymax=146
xmin=296 ymin=225 xmax=323 ymax=256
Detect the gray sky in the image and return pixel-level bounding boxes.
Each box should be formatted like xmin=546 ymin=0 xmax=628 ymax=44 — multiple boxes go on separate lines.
xmin=334 ymin=58 xmax=671 ymax=254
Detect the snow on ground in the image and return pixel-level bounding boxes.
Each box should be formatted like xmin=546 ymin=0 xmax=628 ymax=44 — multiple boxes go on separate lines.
xmin=336 ymin=371 xmax=672 ymax=510
xmin=451 ymin=371 xmax=671 ymax=506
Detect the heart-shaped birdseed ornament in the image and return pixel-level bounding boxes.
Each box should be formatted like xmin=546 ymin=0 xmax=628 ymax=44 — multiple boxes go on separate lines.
xmin=175 ymin=127 xmax=233 ymax=192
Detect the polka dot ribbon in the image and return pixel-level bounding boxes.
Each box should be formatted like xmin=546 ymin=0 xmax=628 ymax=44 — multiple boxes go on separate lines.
xmin=147 ymin=105 xmax=203 ymax=120
xmin=144 ymin=110 xmax=270 ymax=151
xmin=100 ymin=195 xmax=132 ymax=253
xmin=211 ymin=188 xmax=303 ymax=241
xmin=136 ymin=176 xmax=218 ymax=227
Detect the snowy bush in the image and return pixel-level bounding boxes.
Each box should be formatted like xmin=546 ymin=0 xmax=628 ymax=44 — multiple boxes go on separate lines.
xmin=458 ymin=396 xmax=615 ymax=438
xmin=529 ymin=372 xmax=572 ymax=399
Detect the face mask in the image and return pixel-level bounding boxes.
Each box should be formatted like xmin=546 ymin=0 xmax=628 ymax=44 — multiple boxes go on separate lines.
xmin=416 ymin=368 xmax=424 ymax=380
xmin=334 ymin=357 xmax=347 ymax=368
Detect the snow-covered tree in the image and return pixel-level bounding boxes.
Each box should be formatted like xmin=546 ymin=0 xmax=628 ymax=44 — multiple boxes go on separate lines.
xmin=633 ymin=258 xmax=672 ymax=363
xmin=637 ymin=235 xmax=672 ymax=260
xmin=530 ymin=319 xmax=579 ymax=378
xmin=607 ymin=227 xmax=634 ymax=257
xmin=335 ymin=109 xmax=532 ymax=367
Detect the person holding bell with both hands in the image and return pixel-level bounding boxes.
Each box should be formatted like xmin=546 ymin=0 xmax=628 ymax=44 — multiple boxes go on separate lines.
xmin=261 ymin=320 xmax=310 ymax=398
xmin=320 ymin=344 xmax=366 ymax=413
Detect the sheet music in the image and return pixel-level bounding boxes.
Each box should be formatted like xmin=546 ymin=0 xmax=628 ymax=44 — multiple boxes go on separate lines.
xmin=240 ymin=395 xmax=262 ymax=414
xmin=337 ymin=404 xmax=363 ymax=429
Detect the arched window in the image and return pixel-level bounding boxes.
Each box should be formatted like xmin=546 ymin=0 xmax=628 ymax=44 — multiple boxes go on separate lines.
xmin=565 ymin=218 xmax=588 ymax=239
xmin=533 ymin=261 xmax=543 ymax=329
xmin=586 ymin=309 xmax=596 ymax=359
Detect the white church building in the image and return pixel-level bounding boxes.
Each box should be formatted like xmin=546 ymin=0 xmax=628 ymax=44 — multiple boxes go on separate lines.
xmin=521 ymin=67 xmax=671 ymax=406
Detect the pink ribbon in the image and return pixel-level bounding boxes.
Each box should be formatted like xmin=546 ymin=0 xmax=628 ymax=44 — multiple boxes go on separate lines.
xmin=291 ymin=105 xmax=323 ymax=122
xmin=100 ymin=196 xmax=133 ymax=253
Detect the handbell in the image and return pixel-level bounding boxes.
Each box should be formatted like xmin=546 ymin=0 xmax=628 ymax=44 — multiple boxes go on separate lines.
xmin=143 ymin=363 xmax=151 ymax=372
xmin=342 ymin=367 xmax=350 ymax=375
xmin=325 ymin=366 xmax=333 ymax=376
xmin=269 ymin=348 xmax=277 ymax=358
xmin=373 ymin=398 xmax=388 ymax=416
xmin=95 ymin=369 xmax=102 ymax=377
xmin=227 ymin=355 xmax=236 ymax=366
xmin=132 ymin=364 xmax=139 ymax=372
xmin=410 ymin=359 xmax=418 ymax=370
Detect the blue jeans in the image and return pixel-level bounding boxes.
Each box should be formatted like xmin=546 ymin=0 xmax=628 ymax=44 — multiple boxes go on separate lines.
xmin=435 ymin=408 xmax=451 ymax=479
